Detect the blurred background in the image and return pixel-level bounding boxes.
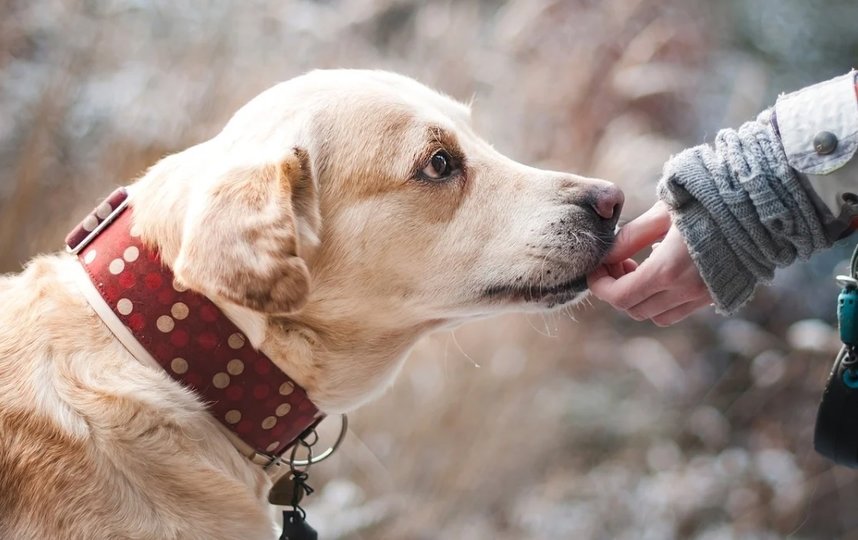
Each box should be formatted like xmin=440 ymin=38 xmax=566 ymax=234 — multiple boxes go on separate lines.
xmin=2 ymin=0 xmax=858 ymax=538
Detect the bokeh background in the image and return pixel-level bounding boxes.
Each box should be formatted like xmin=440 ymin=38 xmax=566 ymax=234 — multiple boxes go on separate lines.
xmin=2 ymin=1 xmax=858 ymax=538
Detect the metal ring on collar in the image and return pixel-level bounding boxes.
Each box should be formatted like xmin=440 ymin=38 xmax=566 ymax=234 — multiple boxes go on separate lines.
xmin=289 ymin=414 xmax=349 ymax=467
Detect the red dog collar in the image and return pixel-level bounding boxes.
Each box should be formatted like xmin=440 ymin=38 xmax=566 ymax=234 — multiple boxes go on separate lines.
xmin=66 ymin=188 xmax=321 ymax=460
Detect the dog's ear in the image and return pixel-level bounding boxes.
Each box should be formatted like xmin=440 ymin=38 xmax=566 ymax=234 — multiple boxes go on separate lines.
xmin=173 ymin=148 xmax=320 ymax=314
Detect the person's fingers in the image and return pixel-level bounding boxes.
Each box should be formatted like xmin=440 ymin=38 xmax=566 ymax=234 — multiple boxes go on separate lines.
xmin=625 ymin=271 xmax=709 ymax=320
xmin=625 ymin=289 xmax=690 ymax=321
xmin=586 ymin=267 xmax=615 ymax=298
xmin=650 ymin=298 xmax=712 ymax=327
xmin=588 ymin=261 xmax=664 ymax=310
xmin=587 ymin=257 xmax=639 ymax=290
xmin=605 ymin=262 xmax=624 ymax=279
xmin=604 ymin=258 xmax=638 ymax=279
xmin=603 ymin=201 xmax=672 ymax=264
xmin=587 ymin=264 xmax=611 ymax=284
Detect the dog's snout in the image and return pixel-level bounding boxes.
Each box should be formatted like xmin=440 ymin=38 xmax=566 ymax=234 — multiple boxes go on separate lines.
xmin=590 ymin=184 xmax=624 ymax=222
xmin=556 ymin=176 xmax=625 ymax=225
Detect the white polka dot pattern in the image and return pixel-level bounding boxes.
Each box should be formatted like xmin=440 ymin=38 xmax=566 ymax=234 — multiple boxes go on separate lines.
xmin=64 ymin=187 xmax=130 ymax=252
xmin=171 ymin=302 xmax=189 ymax=320
xmin=72 ymin=202 xmax=321 ymax=458
xmin=172 ymin=280 xmax=189 ymax=293
xmin=82 ymin=215 xmax=99 ymax=232
xmin=212 ymin=372 xmax=230 ymax=389
xmin=228 ymin=333 xmax=246 ymax=349
xmin=96 ymin=202 xmax=113 ymax=220
xmin=156 ymin=315 xmax=175 ymax=333
xmin=227 ymin=359 xmax=244 ymax=375
xmin=171 ymin=357 xmax=188 ymax=374
xmin=117 ymin=298 xmax=133 ymax=315
xmin=108 ymin=258 xmax=125 ymax=275
xmin=123 ymin=246 xmax=139 ymax=262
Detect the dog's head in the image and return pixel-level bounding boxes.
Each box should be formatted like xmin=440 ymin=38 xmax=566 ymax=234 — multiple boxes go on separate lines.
xmin=134 ymin=69 xmax=622 ymax=410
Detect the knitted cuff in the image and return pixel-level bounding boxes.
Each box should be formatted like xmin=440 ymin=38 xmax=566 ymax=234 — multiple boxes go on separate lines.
xmin=657 ymin=112 xmax=833 ymax=315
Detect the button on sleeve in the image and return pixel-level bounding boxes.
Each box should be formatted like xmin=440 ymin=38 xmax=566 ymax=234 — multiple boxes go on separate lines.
xmin=775 ymin=70 xmax=858 ymax=175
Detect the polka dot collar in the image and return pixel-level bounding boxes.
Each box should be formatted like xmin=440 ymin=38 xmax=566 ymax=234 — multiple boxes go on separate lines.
xmin=66 ymin=188 xmax=322 ymax=460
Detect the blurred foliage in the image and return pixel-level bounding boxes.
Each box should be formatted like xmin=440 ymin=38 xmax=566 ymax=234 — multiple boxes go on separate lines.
xmin=2 ymin=0 xmax=858 ymax=538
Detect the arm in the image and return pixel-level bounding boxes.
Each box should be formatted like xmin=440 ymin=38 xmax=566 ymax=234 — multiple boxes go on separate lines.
xmin=589 ymin=71 xmax=858 ymax=323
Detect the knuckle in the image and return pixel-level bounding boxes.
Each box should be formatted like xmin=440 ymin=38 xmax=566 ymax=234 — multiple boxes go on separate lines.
xmin=614 ymin=292 xmax=639 ymax=310
xmin=652 ymin=313 xmax=675 ymax=326
xmin=626 ymin=308 xmax=645 ymax=321
xmin=616 ymin=299 xmax=635 ymax=311
xmin=677 ymin=287 xmax=698 ymax=303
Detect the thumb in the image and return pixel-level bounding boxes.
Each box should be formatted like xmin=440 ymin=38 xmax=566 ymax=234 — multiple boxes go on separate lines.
xmin=603 ymin=201 xmax=672 ymax=264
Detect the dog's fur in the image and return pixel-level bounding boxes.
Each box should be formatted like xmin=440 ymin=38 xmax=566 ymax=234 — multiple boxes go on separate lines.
xmin=0 ymin=70 xmax=620 ymax=539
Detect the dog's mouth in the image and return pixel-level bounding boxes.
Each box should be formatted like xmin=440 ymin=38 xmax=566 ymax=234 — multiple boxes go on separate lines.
xmin=481 ymin=231 xmax=615 ymax=307
xmin=481 ymin=274 xmax=589 ymax=306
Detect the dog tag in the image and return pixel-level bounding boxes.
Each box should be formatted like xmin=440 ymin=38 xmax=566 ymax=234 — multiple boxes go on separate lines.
xmin=268 ymin=474 xmax=303 ymax=506
xmin=279 ymin=510 xmax=318 ymax=540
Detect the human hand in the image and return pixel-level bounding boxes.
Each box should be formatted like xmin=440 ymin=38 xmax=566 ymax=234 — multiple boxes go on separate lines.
xmin=587 ymin=201 xmax=713 ymax=326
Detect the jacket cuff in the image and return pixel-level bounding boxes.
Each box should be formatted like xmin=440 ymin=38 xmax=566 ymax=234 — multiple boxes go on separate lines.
xmin=774 ymin=71 xmax=858 ymax=236
xmin=775 ymin=70 xmax=858 ymax=175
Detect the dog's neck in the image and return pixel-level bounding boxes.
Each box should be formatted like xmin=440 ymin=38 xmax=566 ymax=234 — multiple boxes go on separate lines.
xmin=266 ymin=310 xmax=440 ymax=412
xmin=127 ymin=157 xmax=445 ymax=414
xmin=67 ymin=188 xmax=324 ymax=462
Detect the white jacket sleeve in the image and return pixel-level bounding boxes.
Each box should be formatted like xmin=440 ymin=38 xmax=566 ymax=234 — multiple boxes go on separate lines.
xmin=774 ymin=70 xmax=858 ymax=237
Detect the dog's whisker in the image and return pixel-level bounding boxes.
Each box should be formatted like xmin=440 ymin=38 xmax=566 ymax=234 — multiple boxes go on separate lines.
xmin=448 ymin=329 xmax=479 ymax=368
xmin=562 ymin=304 xmax=578 ymax=322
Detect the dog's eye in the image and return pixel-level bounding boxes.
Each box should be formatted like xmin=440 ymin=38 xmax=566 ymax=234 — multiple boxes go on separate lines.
xmin=421 ymin=150 xmax=454 ymax=180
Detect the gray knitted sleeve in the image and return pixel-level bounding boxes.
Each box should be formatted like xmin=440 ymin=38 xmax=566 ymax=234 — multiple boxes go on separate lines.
xmin=656 ymin=111 xmax=833 ymax=314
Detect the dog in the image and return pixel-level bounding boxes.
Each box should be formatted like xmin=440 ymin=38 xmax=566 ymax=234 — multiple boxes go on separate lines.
xmin=0 ymin=69 xmax=622 ymax=539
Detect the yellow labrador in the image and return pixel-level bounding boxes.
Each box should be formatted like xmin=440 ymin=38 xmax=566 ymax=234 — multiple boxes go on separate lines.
xmin=0 ymin=70 xmax=622 ymax=539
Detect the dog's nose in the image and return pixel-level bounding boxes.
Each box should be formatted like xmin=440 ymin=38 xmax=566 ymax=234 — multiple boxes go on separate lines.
xmin=590 ymin=184 xmax=624 ymax=221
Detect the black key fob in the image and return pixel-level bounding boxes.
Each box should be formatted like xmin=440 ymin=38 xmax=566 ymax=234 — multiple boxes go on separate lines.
xmin=279 ymin=510 xmax=318 ymax=540
xmin=815 ymin=346 xmax=858 ymax=467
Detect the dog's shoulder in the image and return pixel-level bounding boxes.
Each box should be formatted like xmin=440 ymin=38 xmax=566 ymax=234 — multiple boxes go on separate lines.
xmin=0 ymin=255 xmax=276 ymax=539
